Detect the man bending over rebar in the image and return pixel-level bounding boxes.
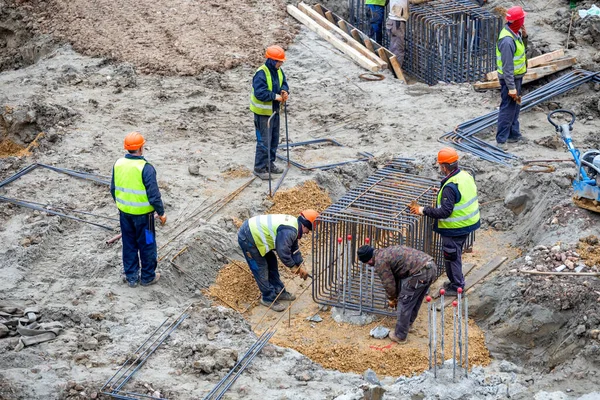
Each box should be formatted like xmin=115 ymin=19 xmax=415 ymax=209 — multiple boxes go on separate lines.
xmin=111 ymin=132 xmax=166 ymax=288
xmin=237 ymin=211 xmax=318 ymax=312
xmin=410 ymin=148 xmax=480 ymax=296
xmin=358 ymin=244 xmax=437 ymax=344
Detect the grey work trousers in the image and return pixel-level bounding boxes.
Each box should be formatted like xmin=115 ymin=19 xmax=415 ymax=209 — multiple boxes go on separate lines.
xmin=386 ymin=19 xmax=406 ymax=67
xmin=395 ymin=262 xmax=437 ymax=340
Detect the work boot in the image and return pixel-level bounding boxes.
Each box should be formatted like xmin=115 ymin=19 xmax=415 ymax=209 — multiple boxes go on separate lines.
xmin=269 ymin=164 xmax=284 ymax=174
xmin=507 ymin=136 xmax=528 ymax=144
xmin=389 ymin=331 xmax=408 ymax=345
xmin=443 ymin=281 xmax=452 ymax=290
xmin=259 ymin=299 xmax=286 ymax=312
xmin=141 ymin=272 xmax=160 ymax=287
xmin=496 ymin=142 xmax=509 ymax=151
xmin=128 ymin=280 xmax=139 ymax=288
xmin=278 ymin=290 xmax=296 ymax=301
xmin=443 ymin=287 xmax=461 ymax=297
xmin=253 ymin=169 xmax=270 ymax=181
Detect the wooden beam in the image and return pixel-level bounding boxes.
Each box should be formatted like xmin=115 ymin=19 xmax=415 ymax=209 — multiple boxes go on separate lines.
xmin=324 ymin=10 xmax=336 ymax=24
xmin=485 ymin=49 xmax=568 ymax=81
xmin=475 ymin=60 xmax=575 ymax=90
xmin=313 ymin=3 xmax=326 ymax=17
xmin=350 ymin=28 xmax=362 ymax=43
xmin=431 ymin=263 xmax=477 ymax=299
xmin=338 ymin=19 xmax=350 ymax=35
xmin=296 ymin=2 xmax=386 ymax=69
xmin=388 ymin=55 xmax=407 ymax=82
xmin=287 ymin=4 xmax=382 ymax=72
xmin=363 ymin=37 xmax=376 ymax=53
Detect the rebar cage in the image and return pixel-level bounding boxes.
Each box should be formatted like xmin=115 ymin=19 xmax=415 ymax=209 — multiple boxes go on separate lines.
xmin=312 ymin=159 xmax=474 ymax=316
xmin=348 ymin=0 xmax=502 ymax=85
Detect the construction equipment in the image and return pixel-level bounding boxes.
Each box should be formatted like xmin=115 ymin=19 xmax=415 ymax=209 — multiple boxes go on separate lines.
xmin=548 ymin=109 xmax=600 ymax=213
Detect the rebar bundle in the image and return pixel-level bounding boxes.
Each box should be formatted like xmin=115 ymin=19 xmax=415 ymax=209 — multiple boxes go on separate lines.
xmin=438 ymin=69 xmax=600 ymax=164
xmin=404 ymin=0 xmax=502 ymax=85
xmin=311 ymin=158 xmax=473 ymax=316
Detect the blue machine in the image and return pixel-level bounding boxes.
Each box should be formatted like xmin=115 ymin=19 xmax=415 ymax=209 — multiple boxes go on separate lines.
xmin=548 ymin=109 xmax=600 ymax=212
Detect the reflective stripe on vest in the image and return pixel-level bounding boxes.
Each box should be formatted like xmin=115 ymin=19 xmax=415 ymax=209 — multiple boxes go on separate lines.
xmin=113 ymin=158 xmax=155 ymax=215
xmin=437 ymin=171 xmax=480 ymax=230
xmin=496 ymin=27 xmax=526 ymax=76
xmin=249 ymin=65 xmax=284 ymax=116
xmin=248 ymin=214 xmax=298 ymax=256
xmin=366 ymin=0 xmax=387 ymax=5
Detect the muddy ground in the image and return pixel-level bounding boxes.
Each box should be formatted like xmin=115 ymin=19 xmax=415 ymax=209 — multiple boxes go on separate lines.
xmin=1 ymin=0 xmax=600 ymax=398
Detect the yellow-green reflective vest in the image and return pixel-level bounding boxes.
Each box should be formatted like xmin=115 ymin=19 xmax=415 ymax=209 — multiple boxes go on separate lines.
xmin=366 ymin=0 xmax=387 ymax=5
xmin=249 ymin=65 xmax=284 ymax=116
xmin=436 ymin=171 xmax=480 ymax=231
xmin=496 ymin=27 xmax=526 ymax=76
xmin=248 ymin=214 xmax=298 ymax=256
xmin=113 ymin=157 xmax=155 ymax=215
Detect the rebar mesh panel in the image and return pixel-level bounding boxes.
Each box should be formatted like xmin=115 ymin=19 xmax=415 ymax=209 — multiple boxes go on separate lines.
xmin=312 ymin=159 xmax=476 ymax=316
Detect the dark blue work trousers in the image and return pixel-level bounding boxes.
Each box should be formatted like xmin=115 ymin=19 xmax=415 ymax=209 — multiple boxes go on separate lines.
xmin=254 ymin=113 xmax=280 ymax=173
xmin=442 ymin=234 xmax=468 ymax=291
xmin=237 ymin=223 xmax=284 ymax=302
xmin=120 ymin=211 xmax=157 ymax=285
xmin=496 ymin=77 xmax=522 ymax=144
xmin=367 ymin=4 xmax=385 ymax=44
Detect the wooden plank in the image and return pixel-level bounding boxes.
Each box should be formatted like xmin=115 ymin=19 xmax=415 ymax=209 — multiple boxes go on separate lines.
xmin=474 ymin=61 xmax=575 ymax=90
xmin=338 ymin=19 xmax=350 ymax=35
xmin=431 ymin=263 xmax=476 ymax=299
xmin=324 ymin=10 xmax=336 ymax=24
xmin=350 ymin=28 xmax=362 ymax=43
xmin=485 ymin=49 xmax=567 ymax=81
xmin=297 ymin=2 xmax=386 ymax=69
xmin=313 ymin=3 xmax=326 ymax=17
xmin=440 ymin=256 xmax=507 ymax=308
xmin=363 ymin=37 xmax=376 ymax=53
xmin=287 ymin=4 xmax=381 ymax=72
xmin=388 ymin=55 xmax=407 ymax=82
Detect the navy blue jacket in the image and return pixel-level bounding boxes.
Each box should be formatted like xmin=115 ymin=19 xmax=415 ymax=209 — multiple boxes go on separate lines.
xmin=252 ymin=59 xmax=290 ymax=112
xmin=497 ymin=24 xmax=528 ymax=90
xmin=274 ymin=223 xmax=303 ymax=268
xmin=423 ymin=168 xmax=480 ymax=237
xmin=110 ymin=154 xmax=165 ymax=216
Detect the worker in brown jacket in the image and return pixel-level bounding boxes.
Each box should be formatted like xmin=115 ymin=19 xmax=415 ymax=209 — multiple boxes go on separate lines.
xmin=358 ymin=244 xmax=437 ymax=344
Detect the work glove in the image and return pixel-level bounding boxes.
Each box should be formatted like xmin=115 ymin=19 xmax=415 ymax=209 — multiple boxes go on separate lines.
xmin=388 ymin=298 xmax=398 ymax=309
xmin=281 ymin=90 xmax=289 ymax=102
xmin=409 ymin=200 xmax=424 ymax=215
xmin=294 ymin=266 xmax=309 ymax=280
xmin=508 ymin=89 xmax=522 ymax=105
xmin=158 ymin=214 xmax=167 ymax=225
xmin=275 ymin=94 xmax=283 ymax=102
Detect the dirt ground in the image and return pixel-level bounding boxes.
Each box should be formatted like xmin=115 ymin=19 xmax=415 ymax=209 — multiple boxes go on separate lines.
xmin=2 ymin=0 xmax=600 ymax=398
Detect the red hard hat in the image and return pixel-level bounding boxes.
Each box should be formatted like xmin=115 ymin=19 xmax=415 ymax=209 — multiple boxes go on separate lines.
xmin=265 ymin=45 xmax=286 ymax=62
xmin=505 ymin=6 xmax=526 ymax=22
xmin=124 ymin=131 xmax=146 ymax=151
xmin=437 ymin=147 xmax=459 ymax=164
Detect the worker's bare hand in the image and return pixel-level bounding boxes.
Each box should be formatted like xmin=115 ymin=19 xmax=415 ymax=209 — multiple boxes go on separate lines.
xmin=275 ymin=94 xmax=283 ymax=102
xmin=508 ymin=89 xmax=518 ymax=99
xmin=294 ymin=266 xmax=309 ymax=280
xmin=281 ymin=90 xmax=289 ymax=102
xmin=521 ymin=25 xmax=527 ymax=37
xmin=158 ymin=214 xmax=167 ymax=225
xmin=388 ymin=298 xmax=398 ymax=309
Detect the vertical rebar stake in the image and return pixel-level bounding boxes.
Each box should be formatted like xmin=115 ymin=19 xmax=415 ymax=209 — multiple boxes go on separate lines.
xmin=440 ymin=288 xmax=445 ymax=367
xmin=458 ymin=287 xmax=463 ymax=369
xmin=452 ymin=300 xmax=458 ymax=382
xmin=426 ymin=296 xmax=432 ymax=370
xmin=465 ymin=296 xmax=469 ymax=378
xmin=432 ymin=299 xmax=437 ymax=378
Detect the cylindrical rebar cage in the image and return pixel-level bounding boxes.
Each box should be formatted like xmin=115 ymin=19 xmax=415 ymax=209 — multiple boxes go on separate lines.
xmin=311 ymin=158 xmax=474 ymax=316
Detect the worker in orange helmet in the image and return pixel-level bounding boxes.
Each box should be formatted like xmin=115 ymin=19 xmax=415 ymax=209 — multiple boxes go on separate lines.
xmin=409 ymin=148 xmax=480 ymax=296
xmin=249 ymin=45 xmax=290 ymax=180
xmin=237 ymin=210 xmax=318 ymax=312
xmin=110 ymin=132 xmax=166 ymax=288
xmin=496 ymin=5 xmax=528 ymax=150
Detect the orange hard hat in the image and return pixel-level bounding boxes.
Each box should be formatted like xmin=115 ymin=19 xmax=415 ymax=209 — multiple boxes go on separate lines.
xmin=505 ymin=6 xmax=526 ymax=22
xmin=437 ymin=147 xmax=459 ymax=164
xmin=300 ymin=209 xmax=319 ymax=230
xmin=265 ymin=45 xmax=286 ymax=62
xmin=124 ymin=131 xmax=146 ymax=151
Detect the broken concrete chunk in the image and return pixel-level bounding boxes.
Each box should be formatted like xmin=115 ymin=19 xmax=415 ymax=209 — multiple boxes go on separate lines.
xmin=0 ymin=323 xmax=8 ymax=338
xmin=575 ymin=325 xmax=586 ymax=336
xmin=306 ymin=314 xmax=323 ymax=322
xmin=370 ymin=326 xmax=390 ymax=339
xmin=575 ymin=265 xmax=586 ymax=273
xmin=555 ymin=265 xmax=567 ymax=272
xmin=363 ymin=368 xmax=381 ymax=386
xmin=82 ymin=337 xmax=99 ymax=351
xmin=193 ymin=356 xmax=215 ymax=373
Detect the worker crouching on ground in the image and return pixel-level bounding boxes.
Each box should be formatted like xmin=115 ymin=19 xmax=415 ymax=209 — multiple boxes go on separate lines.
xmin=111 ymin=132 xmax=166 ymax=288
xmin=410 ymin=148 xmax=480 ymax=296
xmin=496 ymin=5 xmax=528 ymax=150
xmin=237 ymin=210 xmax=318 ymax=312
xmin=358 ymin=245 xmax=437 ymax=344
xmin=250 ymin=45 xmax=289 ymax=181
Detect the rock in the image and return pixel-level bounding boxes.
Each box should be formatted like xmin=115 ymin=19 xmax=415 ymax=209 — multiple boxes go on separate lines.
xmin=525 ymin=256 xmax=532 ymax=262
xmin=555 ymin=265 xmax=566 ymax=272
xmin=295 ymin=372 xmax=312 ymax=382
xmin=551 ymin=217 xmax=559 ymax=224
xmin=565 ymin=260 xmax=575 ymax=270
xmin=498 ymin=360 xmax=523 ymax=373
xmin=74 ymin=384 xmax=84 ymax=391
xmin=82 ymin=337 xmax=98 ymax=351
xmin=363 ymin=368 xmax=381 ymax=385
xmin=306 ymin=314 xmax=323 ymax=322
xmin=90 ymin=392 xmax=98 ymax=399
xmin=0 ymin=324 xmax=8 ymax=338
xmin=193 ymin=356 xmax=215 ymax=373
xmin=590 ymin=329 xmax=600 ymax=339
xmin=551 ymin=245 xmax=561 ymax=253
xmin=362 ymin=385 xmax=386 ymax=400
xmin=213 ymin=348 xmax=237 ymax=370
xmin=370 ymin=326 xmax=390 ymax=339
xmin=67 ymin=381 xmax=76 ymax=390
xmin=575 ymin=265 xmax=586 ymax=273
xmin=534 ymin=245 xmax=548 ymax=251
xmin=188 ymin=165 xmax=200 ymax=176
xmin=575 ymin=325 xmax=586 ymax=336
xmin=95 ymin=333 xmax=111 ymax=343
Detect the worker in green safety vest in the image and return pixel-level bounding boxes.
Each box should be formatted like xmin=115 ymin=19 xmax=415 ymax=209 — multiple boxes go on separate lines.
xmin=110 ymin=132 xmax=166 ymax=288
xmin=409 ymin=148 xmax=480 ymax=296
xmin=237 ymin=210 xmax=319 ymax=312
xmin=366 ymin=0 xmax=389 ymax=44
xmin=250 ymin=45 xmax=289 ymax=181
xmin=496 ymin=5 xmax=528 ymax=150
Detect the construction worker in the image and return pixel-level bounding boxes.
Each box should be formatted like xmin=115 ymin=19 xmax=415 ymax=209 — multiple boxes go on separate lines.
xmin=250 ymin=45 xmax=289 ymax=181
xmin=366 ymin=0 xmax=388 ymax=44
xmin=110 ymin=132 xmax=166 ymax=288
xmin=237 ymin=210 xmax=319 ymax=312
xmin=496 ymin=6 xmax=528 ymax=150
xmin=409 ymin=148 xmax=480 ymax=296
xmin=386 ymin=0 xmax=408 ymax=66
xmin=357 ymin=244 xmax=437 ymax=344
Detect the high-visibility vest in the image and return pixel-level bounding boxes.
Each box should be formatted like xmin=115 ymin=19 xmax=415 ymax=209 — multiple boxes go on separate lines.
xmin=248 ymin=214 xmax=298 ymax=256
xmin=113 ymin=157 xmax=155 ymax=215
xmin=496 ymin=27 xmax=526 ymax=76
xmin=366 ymin=0 xmax=387 ymax=5
xmin=249 ymin=65 xmax=284 ymax=116
xmin=436 ymin=171 xmax=480 ymax=231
